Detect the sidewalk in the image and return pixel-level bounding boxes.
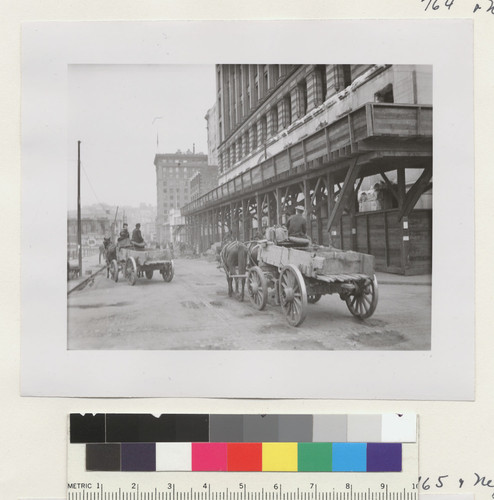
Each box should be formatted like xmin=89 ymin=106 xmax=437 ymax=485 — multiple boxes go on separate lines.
xmin=376 ymin=271 xmax=431 ymax=286
xmin=67 ymin=252 xmax=106 ymax=294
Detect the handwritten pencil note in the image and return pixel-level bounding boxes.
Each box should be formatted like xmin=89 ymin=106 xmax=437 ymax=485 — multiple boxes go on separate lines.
xmin=420 ymin=0 xmax=494 ymax=14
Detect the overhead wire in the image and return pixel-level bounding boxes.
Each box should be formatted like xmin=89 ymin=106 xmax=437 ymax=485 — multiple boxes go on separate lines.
xmin=80 ymin=161 xmax=110 ymax=214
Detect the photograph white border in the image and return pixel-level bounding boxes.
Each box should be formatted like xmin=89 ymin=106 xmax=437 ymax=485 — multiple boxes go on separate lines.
xmin=21 ymin=20 xmax=474 ymax=399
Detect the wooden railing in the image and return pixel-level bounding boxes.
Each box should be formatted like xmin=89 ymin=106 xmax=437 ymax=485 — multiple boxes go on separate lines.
xmin=182 ymin=103 xmax=432 ymax=216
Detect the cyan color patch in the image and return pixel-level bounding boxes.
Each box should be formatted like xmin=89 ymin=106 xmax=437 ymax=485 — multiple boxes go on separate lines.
xmin=332 ymin=443 xmax=367 ymax=471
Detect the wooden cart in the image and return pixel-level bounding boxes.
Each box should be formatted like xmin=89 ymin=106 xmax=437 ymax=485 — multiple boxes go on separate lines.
xmin=109 ymin=247 xmax=174 ymax=286
xmin=245 ymin=241 xmax=378 ymax=327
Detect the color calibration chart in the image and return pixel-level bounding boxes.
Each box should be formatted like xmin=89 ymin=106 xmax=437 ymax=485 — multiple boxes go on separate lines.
xmin=68 ymin=413 xmax=418 ymax=500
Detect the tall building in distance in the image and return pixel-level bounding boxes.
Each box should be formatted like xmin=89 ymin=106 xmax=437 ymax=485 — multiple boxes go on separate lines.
xmin=155 ymin=150 xmax=208 ymax=245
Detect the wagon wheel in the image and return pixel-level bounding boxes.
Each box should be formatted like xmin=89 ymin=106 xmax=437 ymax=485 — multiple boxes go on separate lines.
xmin=162 ymin=261 xmax=174 ymax=282
xmin=110 ymin=259 xmax=119 ymax=282
xmin=125 ymin=257 xmax=137 ymax=286
xmin=307 ymin=293 xmax=322 ymax=304
xmin=145 ymin=270 xmax=154 ymax=280
xmin=345 ymin=275 xmax=379 ymax=319
xmin=247 ymin=266 xmax=268 ymax=311
xmin=279 ymin=264 xmax=308 ymax=327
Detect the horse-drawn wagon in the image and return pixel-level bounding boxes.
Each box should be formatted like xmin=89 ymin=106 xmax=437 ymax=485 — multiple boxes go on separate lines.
xmin=221 ymin=238 xmax=378 ymax=327
xmin=109 ymin=247 xmax=174 ymax=286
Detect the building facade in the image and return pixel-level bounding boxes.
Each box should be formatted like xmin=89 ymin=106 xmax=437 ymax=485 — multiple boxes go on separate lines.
xmin=190 ymin=166 xmax=219 ymax=201
xmin=184 ymin=64 xmax=433 ymax=275
xmin=155 ymin=150 xmax=208 ymax=246
xmin=205 ymin=103 xmax=219 ymax=166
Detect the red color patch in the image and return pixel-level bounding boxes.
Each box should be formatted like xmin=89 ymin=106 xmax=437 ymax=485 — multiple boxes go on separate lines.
xmin=227 ymin=443 xmax=262 ymax=471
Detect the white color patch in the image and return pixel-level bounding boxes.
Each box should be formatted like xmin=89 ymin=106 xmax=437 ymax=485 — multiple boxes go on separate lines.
xmin=381 ymin=413 xmax=417 ymax=442
xmin=156 ymin=443 xmax=192 ymax=471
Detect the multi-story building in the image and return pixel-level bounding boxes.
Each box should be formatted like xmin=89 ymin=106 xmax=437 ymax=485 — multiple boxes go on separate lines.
xmin=183 ymin=64 xmax=433 ymax=275
xmin=190 ymin=166 xmax=219 ymax=201
xmin=155 ymin=150 xmax=208 ymax=245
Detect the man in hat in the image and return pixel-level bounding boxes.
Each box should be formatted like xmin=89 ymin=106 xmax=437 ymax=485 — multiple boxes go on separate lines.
xmin=117 ymin=223 xmax=131 ymax=248
xmin=131 ymin=223 xmax=145 ymax=249
xmin=286 ymin=206 xmax=307 ymax=238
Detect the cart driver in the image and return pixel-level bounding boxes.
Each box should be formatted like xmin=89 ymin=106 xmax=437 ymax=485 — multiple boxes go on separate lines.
xmin=117 ymin=223 xmax=131 ymax=248
xmin=286 ymin=206 xmax=307 ymax=238
xmin=131 ymin=223 xmax=145 ymax=249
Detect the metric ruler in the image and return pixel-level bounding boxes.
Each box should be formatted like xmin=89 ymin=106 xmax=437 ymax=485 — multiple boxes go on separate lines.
xmin=68 ymin=414 xmax=418 ymax=500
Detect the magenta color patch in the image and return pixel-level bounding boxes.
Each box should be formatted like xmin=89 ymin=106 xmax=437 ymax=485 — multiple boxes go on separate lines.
xmin=192 ymin=442 xmax=228 ymax=471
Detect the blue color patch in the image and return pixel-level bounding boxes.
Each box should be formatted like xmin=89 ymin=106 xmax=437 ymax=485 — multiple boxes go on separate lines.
xmin=332 ymin=443 xmax=367 ymax=471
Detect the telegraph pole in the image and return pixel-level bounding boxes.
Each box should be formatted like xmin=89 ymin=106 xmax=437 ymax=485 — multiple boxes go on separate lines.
xmin=77 ymin=141 xmax=82 ymax=274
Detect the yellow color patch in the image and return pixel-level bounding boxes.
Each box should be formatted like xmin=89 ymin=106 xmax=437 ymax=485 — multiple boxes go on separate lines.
xmin=262 ymin=443 xmax=298 ymax=471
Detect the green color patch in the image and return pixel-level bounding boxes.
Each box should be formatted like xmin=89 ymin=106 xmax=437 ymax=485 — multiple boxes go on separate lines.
xmin=297 ymin=443 xmax=332 ymax=471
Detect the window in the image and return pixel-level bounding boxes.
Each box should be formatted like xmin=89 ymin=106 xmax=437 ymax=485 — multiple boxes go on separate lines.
xmin=260 ymin=116 xmax=267 ymax=143
xmin=284 ymin=93 xmax=292 ymax=126
xmin=298 ymin=80 xmax=308 ymax=117
xmin=272 ymin=105 xmax=279 ymax=134
xmin=252 ymin=124 xmax=258 ymax=149
xmin=273 ymin=65 xmax=280 ymax=82
xmin=316 ymin=65 xmax=328 ymax=102
xmin=342 ymin=65 xmax=352 ymax=88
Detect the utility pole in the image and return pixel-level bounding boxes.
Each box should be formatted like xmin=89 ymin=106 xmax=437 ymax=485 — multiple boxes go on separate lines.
xmin=77 ymin=141 xmax=82 ymax=274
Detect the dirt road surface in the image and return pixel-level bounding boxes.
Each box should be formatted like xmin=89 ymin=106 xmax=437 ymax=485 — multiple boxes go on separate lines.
xmin=67 ymin=257 xmax=431 ymax=350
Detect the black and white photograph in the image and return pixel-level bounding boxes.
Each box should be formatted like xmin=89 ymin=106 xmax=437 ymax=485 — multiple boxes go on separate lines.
xmin=21 ymin=20 xmax=474 ymax=398
xmin=66 ymin=63 xmax=433 ymax=351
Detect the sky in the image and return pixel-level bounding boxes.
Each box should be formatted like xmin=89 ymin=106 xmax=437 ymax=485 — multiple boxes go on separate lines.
xmin=67 ymin=64 xmax=216 ymax=209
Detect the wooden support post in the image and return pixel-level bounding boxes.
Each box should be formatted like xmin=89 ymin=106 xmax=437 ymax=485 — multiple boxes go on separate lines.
xmin=326 ymin=156 xmax=361 ymax=232
xmin=327 ymin=172 xmax=335 ymax=245
xmin=398 ymin=167 xmax=409 ymax=273
xmin=242 ymin=198 xmax=249 ymax=240
xmin=265 ymin=192 xmax=272 ymax=226
xmin=235 ymin=202 xmax=240 ymax=238
xmin=399 ymin=165 xmax=432 ymax=220
xmin=256 ymin=193 xmax=263 ymax=237
xmin=276 ymin=187 xmax=282 ymax=225
xmin=315 ymin=178 xmax=323 ymax=245
xmin=380 ymin=171 xmax=400 ymax=203
xmin=303 ymin=179 xmax=312 ymax=240
xmin=229 ymin=202 xmax=235 ymax=238
xmin=220 ymin=207 xmax=225 ymax=241
xmin=350 ymin=198 xmax=357 ymax=251
xmin=397 ymin=167 xmax=406 ymax=209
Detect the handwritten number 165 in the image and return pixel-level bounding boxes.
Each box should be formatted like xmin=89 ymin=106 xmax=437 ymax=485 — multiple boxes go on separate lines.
xmin=421 ymin=0 xmax=455 ymax=10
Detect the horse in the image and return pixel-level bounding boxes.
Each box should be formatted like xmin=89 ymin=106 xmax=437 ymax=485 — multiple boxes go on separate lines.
xmin=105 ymin=242 xmax=117 ymax=278
xmin=219 ymin=239 xmax=249 ymax=301
xmin=99 ymin=237 xmax=111 ymax=264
